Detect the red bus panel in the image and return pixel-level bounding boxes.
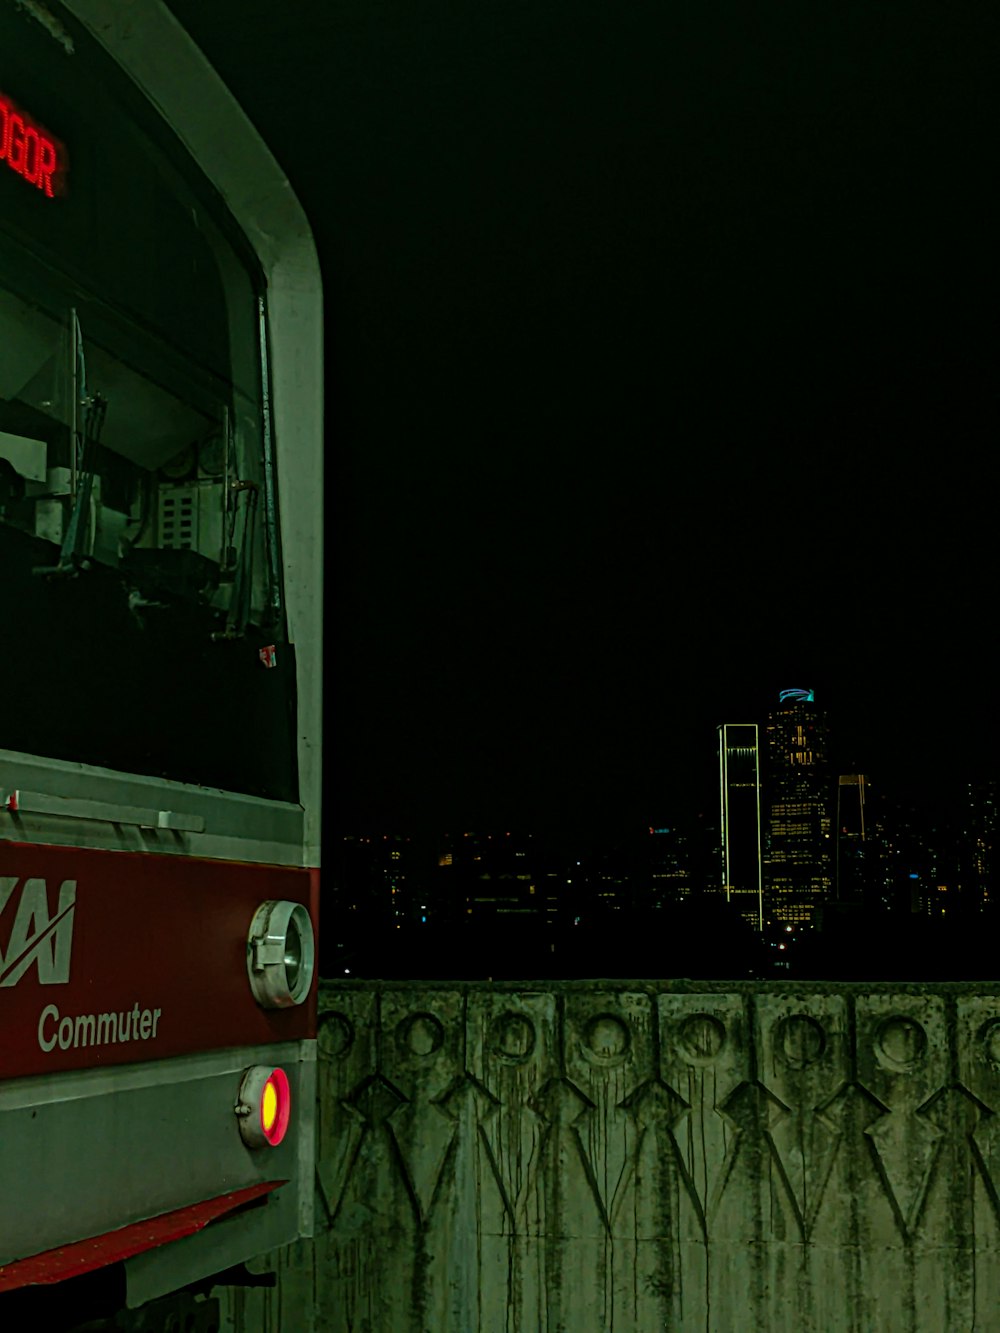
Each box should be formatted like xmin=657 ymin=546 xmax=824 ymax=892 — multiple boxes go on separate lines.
xmin=0 ymin=842 xmax=318 ymax=1079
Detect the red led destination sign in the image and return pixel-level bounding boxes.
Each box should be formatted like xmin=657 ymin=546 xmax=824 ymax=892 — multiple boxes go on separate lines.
xmin=0 ymin=92 xmax=65 ymax=197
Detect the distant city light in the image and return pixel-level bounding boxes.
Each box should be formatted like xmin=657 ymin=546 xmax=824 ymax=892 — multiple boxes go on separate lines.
xmin=779 ymin=688 xmax=815 ymax=703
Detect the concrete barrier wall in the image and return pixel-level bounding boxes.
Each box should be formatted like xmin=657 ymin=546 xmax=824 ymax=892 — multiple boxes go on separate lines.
xmin=222 ymin=981 xmax=1000 ymax=1332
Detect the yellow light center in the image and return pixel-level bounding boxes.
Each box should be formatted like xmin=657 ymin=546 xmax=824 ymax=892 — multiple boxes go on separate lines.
xmin=261 ymin=1079 xmax=278 ymax=1132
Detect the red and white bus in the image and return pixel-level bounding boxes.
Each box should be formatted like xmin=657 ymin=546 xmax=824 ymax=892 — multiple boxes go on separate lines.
xmin=1 ymin=1 xmax=322 ymax=1326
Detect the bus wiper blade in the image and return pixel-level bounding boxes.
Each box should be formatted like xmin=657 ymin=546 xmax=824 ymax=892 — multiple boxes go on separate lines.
xmin=33 ymin=393 xmax=107 ymax=577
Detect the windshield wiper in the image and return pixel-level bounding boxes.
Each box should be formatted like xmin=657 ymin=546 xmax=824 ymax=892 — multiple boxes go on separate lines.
xmin=34 ymin=391 xmax=107 ymax=576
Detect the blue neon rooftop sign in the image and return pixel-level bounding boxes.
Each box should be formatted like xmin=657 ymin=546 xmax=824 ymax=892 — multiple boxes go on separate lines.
xmin=779 ymin=688 xmax=815 ymax=703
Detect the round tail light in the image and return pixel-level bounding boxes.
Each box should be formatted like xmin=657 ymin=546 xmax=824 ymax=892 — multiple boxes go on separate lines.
xmin=236 ymin=1065 xmax=291 ymax=1148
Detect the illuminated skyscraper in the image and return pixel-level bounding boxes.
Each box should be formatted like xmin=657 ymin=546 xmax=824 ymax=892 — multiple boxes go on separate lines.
xmin=965 ymin=780 xmax=998 ymax=910
xmin=836 ymin=773 xmax=868 ymax=904
xmin=718 ymin=723 xmax=764 ymax=930
xmin=764 ymin=689 xmax=833 ymax=924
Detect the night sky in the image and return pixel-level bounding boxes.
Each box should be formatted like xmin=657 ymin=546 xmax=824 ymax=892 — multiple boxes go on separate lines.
xmin=167 ymin=0 xmax=997 ymax=836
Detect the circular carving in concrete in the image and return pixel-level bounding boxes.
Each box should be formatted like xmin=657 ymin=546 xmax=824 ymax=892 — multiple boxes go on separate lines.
xmin=398 ymin=1012 xmax=445 ymax=1057
xmin=778 ymin=1014 xmax=826 ymax=1069
xmin=490 ymin=1011 xmax=536 ymax=1063
xmin=876 ymin=1015 xmax=927 ymax=1070
xmin=318 ymin=1010 xmax=354 ymax=1060
xmin=981 ymin=1019 xmax=1000 ymax=1066
xmin=583 ymin=1013 xmax=631 ymax=1063
xmin=677 ymin=1013 xmax=726 ymax=1064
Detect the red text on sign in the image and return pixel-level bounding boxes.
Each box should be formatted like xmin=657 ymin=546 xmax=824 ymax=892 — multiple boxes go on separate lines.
xmin=0 ymin=93 xmax=64 ymax=197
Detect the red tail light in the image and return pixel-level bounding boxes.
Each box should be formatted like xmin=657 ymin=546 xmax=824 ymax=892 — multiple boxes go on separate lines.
xmin=236 ymin=1066 xmax=291 ymax=1148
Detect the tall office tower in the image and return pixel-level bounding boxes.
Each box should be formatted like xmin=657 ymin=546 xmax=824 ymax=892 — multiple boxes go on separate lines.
xmin=965 ymin=780 xmax=997 ymax=909
xmin=646 ymin=825 xmax=695 ymax=908
xmin=764 ymin=689 xmax=833 ymax=924
xmin=836 ymin=774 xmax=868 ymax=904
xmin=718 ymin=723 xmax=764 ymax=930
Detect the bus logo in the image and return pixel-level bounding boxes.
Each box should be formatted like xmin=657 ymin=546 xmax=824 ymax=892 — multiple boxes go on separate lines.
xmin=0 ymin=878 xmax=76 ymax=986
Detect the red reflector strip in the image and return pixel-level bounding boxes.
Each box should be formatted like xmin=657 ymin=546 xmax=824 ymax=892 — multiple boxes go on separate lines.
xmin=0 ymin=1181 xmax=286 ymax=1293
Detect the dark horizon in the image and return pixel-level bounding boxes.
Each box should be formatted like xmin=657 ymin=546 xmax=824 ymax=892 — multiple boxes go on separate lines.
xmin=323 ymin=681 xmax=984 ymax=841
xmin=166 ymin=0 xmax=999 ymax=837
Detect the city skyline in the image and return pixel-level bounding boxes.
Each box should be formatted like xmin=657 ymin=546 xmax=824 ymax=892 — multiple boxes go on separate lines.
xmin=323 ymin=680 xmax=997 ymax=981
xmin=325 ymin=769 xmax=997 ymax=981
xmin=326 ymin=682 xmax=988 ymax=844
xmin=328 ymin=686 xmax=996 ymax=925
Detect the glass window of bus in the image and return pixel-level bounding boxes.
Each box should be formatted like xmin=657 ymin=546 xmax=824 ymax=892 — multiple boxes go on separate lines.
xmin=0 ymin=4 xmax=296 ymax=801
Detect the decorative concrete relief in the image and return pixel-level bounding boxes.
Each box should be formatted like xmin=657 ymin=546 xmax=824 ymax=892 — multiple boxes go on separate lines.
xmin=620 ymin=1077 xmax=690 ymax=1143
xmin=380 ymin=993 xmax=465 ymax=1226
xmin=582 ymin=1012 xmax=632 ymax=1063
xmin=856 ymin=997 xmax=948 ymax=1238
xmin=329 ymin=1070 xmax=414 ymax=1243
xmin=314 ymin=990 xmax=376 ymax=1228
xmin=262 ymin=984 xmax=1000 ymax=1333
xmin=396 ymin=1010 xmax=445 ymax=1058
xmin=778 ymin=1012 xmax=827 ymax=1068
xmin=471 ymin=992 xmax=554 ymax=1235
xmin=564 ymin=994 xmax=653 ymax=1232
xmin=864 ymin=1100 xmax=943 ymax=1236
xmin=957 ymin=997 xmax=1000 ymax=1221
xmin=490 ymin=1010 xmax=536 ymax=1064
xmin=676 ymin=1011 xmax=727 ymax=1064
xmin=876 ymin=1014 xmax=927 ymax=1068
xmin=755 ymin=997 xmax=849 ymax=1240
xmin=433 ymin=1072 xmax=506 ymax=1204
xmin=345 ymin=1072 xmax=409 ymax=1130
xmin=659 ymin=994 xmax=747 ymax=1231
xmin=530 ymin=1077 xmax=607 ymax=1230
xmin=318 ymin=1009 xmax=355 ymax=1061
xmin=470 ymin=1009 xmax=539 ymax=1227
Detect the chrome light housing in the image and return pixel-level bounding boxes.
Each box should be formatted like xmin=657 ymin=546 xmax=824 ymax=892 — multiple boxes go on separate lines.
xmin=246 ymin=900 xmax=315 ymax=1008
